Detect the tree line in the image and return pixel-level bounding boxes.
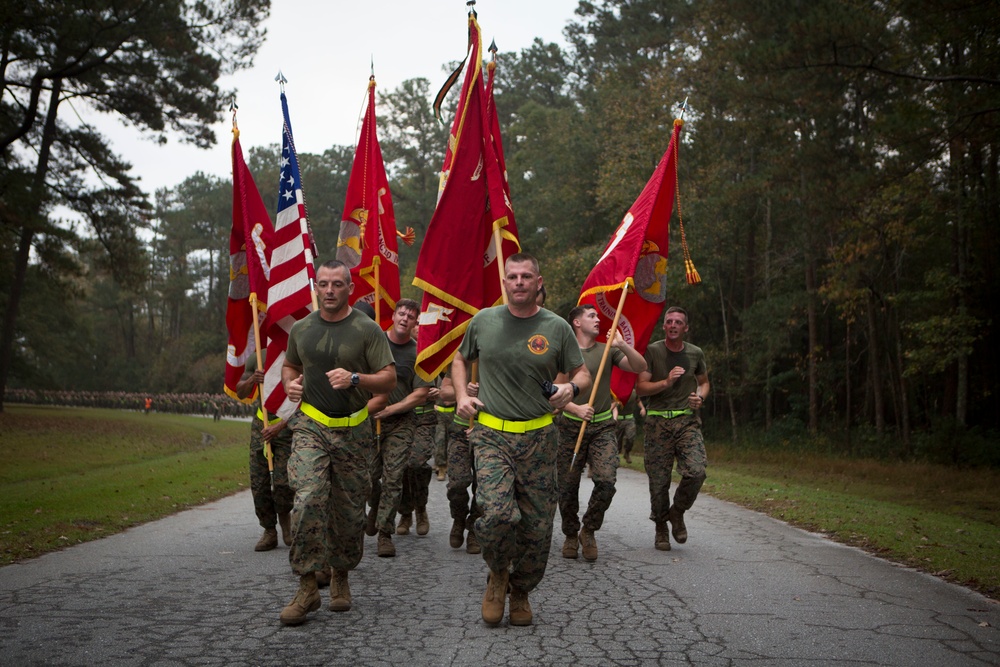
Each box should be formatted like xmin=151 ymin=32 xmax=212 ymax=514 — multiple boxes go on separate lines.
xmin=2 ymin=1 xmax=997 ymax=464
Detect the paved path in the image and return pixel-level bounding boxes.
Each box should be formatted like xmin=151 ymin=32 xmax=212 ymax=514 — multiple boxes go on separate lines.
xmin=1 ymin=468 xmax=997 ymax=666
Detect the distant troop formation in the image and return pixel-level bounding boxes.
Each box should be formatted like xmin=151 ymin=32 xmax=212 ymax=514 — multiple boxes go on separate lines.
xmin=4 ymin=388 xmax=250 ymax=419
xmin=238 ymin=254 xmax=710 ymax=628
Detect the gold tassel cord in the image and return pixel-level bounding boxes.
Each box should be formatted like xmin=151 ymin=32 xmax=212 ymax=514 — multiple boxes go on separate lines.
xmin=673 ymin=118 xmax=701 ymax=285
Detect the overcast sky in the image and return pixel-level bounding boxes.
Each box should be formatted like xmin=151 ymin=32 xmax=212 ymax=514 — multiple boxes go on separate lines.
xmin=84 ymin=0 xmax=582 ymax=194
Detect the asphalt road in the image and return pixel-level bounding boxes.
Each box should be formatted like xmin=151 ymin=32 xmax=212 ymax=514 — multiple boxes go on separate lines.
xmin=1 ymin=467 xmax=997 ymax=666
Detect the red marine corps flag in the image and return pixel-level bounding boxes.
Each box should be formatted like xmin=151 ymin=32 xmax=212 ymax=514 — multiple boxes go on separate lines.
xmin=413 ymin=11 xmax=520 ymax=381
xmin=224 ymin=116 xmax=275 ymax=403
xmin=336 ymin=76 xmax=414 ymax=331
xmin=578 ymin=118 xmax=699 ymax=401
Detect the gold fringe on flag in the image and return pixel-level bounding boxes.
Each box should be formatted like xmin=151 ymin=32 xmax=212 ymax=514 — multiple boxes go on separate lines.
xmin=672 ymin=118 xmax=701 ymax=285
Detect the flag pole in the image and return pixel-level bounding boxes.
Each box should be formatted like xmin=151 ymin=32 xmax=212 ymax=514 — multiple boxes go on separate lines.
xmin=570 ymin=281 xmax=630 ymax=472
xmin=249 ymin=292 xmax=275 ymax=489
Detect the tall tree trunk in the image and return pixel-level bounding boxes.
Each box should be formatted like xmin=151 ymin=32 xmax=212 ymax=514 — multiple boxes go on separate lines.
xmin=866 ymin=290 xmax=885 ymax=435
xmin=0 ymin=81 xmax=61 ymax=412
xmin=764 ymin=196 xmax=774 ymax=431
xmin=718 ymin=282 xmax=738 ymax=443
xmin=806 ymin=260 xmax=819 ymax=435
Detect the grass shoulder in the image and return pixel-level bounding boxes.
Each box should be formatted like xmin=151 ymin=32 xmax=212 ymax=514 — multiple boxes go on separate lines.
xmin=622 ymin=443 xmax=1000 ymax=600
xmin=0 ymin=405 xmax=249 ymax=565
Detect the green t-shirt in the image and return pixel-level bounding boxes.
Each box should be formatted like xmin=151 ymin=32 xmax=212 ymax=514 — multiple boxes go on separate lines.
xmin=458 ymin=305 xmax=584 ymax=421
xmin=285 ymin=309 xmax=395 ymax=417
xmin=643 ymin=340 xmax=707 ymax=411
xmin=386 ymin=336 xmax=433 ymax=407
xmin=569 ymin=343 xmax=624 ymax=414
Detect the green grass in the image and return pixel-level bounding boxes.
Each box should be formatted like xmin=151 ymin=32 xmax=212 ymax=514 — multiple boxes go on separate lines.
xmin=624 ymin=444 xmax=1000 ymax=600
xmin=0 ymin=405 xmax=249 ymax=564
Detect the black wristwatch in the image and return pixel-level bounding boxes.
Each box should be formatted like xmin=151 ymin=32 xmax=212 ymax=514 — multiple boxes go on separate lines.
xmin=570 ymin=381 xmax=580 ymax=398
xmin=350 ymin=373 xmax=360 ymax=387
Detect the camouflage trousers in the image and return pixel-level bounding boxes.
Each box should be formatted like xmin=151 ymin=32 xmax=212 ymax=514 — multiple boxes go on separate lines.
xmin=287 ymin=413 xmax=372 ymax=575
xmin=616 ymin=417 xmax=636 ymax=458
xmin=446 ymin=418 xmax=480 ymax=523
xmin=433 ymin=408 xmax=454 ymax=469
xmin=556 ymin=416 xmax=619 ymax=536
xmin=644 ymin=413 xmax=707 ymax=523
xmin=368 ymin=413 xmax=414 ymax=535
xmin=471 ymin=422 xmax=558 ymax=593
xmin=399 ymin=410 xmax=437 ymax=515
xmin=249 ymin=415 xmax=294 ymax=529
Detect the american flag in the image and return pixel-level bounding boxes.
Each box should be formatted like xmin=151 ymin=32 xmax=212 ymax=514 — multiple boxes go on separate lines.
xmin=262 ymin=90 xmax=316 ymax=420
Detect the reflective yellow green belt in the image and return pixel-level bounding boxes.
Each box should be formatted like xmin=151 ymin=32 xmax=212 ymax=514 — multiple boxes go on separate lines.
xmin=618 ymin=414 xmax=634 ymax=421
xmin=477 ymin=412 xmax=553 ymax=433
xmin=256 ymin=407 xmax=282 ymax=426
xmin=454 ymin=415 xmax=471 ymax=428
xmin=300 ymin=403 xmax=368 ymax=428
xmin=647 ymin=409 xmax=693 ymax=419
xmin=434 ymin=405 xmax=456 ymax=413
xmin=414 ymin=406 xmax=435 ymax=415
xmin=563 ymin=409 xmax=614 ymax=423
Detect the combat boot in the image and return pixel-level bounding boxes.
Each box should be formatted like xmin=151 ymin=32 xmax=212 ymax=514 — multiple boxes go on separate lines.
xmin=580 ymin=527 xmax=598 ymax=561
xmin=508 ymin=588 xmax=533 ymax=626
xmin=364 ymin=508 xmax=378 ymax=537
xmin=315 ymin=568 xmax=331 ymax=588
xmin=278 ymin=512 xmax=291 ymax=546
xmin=436 ymin=464 xmax=447 ymax=481
xmin=377 ymin=532 xmax=396 ymax=557
xmin=481 ymin=568 xmax=509 ymax=625
xmin=329 ymin=569 xmax=352 ymax=612
xmin=396 ymin=513 xmax=412 ymax=535
xmin=255 ymin=527 xmax=278 ymax=552
xmin=655 ymin=521 xmax=671 ymax=551
xmin=415 ymin=507 xmax=430 ymax=536
xmin=465 ymin=529 xmax=481 ymax=554
xmin=279 ymin=573 xmax=320 ymax=626
xmin=668 ymin=505 xmax=688 ymax=543
xmin=449 ymin=516 xmax=466 ymax=548
xmin=561 ymin=533 xmax=579 ymax=559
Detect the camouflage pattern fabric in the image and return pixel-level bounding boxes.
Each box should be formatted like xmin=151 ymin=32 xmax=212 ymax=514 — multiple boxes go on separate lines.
xmin=446 ymin=419 xmax=480 ymax=523
xmin=249 ymin=415 xmax=294 ymax=528
xmin=643 ymin=413 xmax=707 ymax=522
xmin=471 ymin=423 xmax=558 ymax=594
xmin=286 ymin=413 xmax=372 ymax=575
xmin=367 ymin=414 xmax=414 ymax=534
xmin=399 ymin=410 xmax=437 ymax=514
xmin=616 ymin=418 xmax=636 ymax=458
xmin=556 ymin=416 xmax=619 ymax=536
xmin=433 ymin=409 xmax=451 ymax=469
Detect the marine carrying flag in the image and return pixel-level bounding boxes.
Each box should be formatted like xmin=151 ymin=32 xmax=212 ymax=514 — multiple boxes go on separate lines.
xmin=578 ymin=119 xmax=686 ymax=401
xmin=413 ymin=12 xmax=520 ymax=381
xmin=336 ymin=77 xmax=406 ymax=332
xmin=262 ymin=91 xmax=316 ymax=419
xmin=225 ymin=127 xmax=274 ymax=402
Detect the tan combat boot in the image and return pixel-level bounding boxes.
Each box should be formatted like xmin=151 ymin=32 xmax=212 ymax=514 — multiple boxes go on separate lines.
xmin=668 ymin=505 xmax=688 ymax=543
xmin=449 ymin=516 xmax=466 ymax=548
xmin=415 ymin=507 xmax=430 ymax=536
xmin=329 ymin=569 xmax=352 ymax=612
xmin=481 ymin=568 xmax=509 ymax=625
xmin=561 ymin=533 xmax=579 ymax=559
xmin=396 ymin=513 xmax=412 ymax=535
xmin=655 ymin=521 xmax=671 ymax=551
xmin=508 ymin=588 xmax=533 ymax=626
xmin=278 ymin=512 xmax=292 ymax=546
xmin=279 ymin=573 xmax=320 ymax=626
xmin=255 ymin=527 xmax=278 ymax=552
xmin=436 ymin=464 xmax=447 ymax=481
xmin=580 ymin=527 xmax=598 ymax=561
xmin=465 ymin=529 xmax=481 ymax=554
xmin=377 ymin=532 xmax=396 ymax=557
